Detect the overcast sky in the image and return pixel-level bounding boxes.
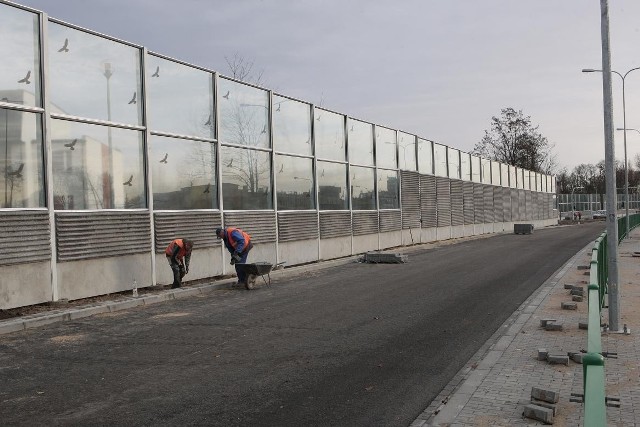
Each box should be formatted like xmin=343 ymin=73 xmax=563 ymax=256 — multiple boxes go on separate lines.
xmin=13 ymin=0 xmax=640 ymax=173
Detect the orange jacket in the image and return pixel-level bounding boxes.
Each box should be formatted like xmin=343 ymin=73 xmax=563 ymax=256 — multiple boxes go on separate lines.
xmin=165 ymin=239 xmax=191 ymax=260
xmin=224 ymin=227 xmax=251 ymax=253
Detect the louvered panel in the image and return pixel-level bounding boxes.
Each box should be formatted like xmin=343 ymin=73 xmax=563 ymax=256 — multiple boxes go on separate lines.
xmin=483 ymin=185 xmax=494 ymax=223
xmin=352 ymin=211 xmax=378 ymax=236
xmin=525 ymin=191 xmax=532 ymax=220
xmin=401 ymin=171 xmax=421 ymax=229
xmin=547 ymin=193 xmax=554 ymax=219
xmin=0 ymin=210 xmax=51 ymax=266
xmin=420 ymin=175 xmax=437 ymax=228
xmin=436 ymin=177 xmax=451 ymax=227
xmin=223 ymin=211 xmax=276 ymax=243
xmin=379 ymin=210 xmax=401 ymax=232
xmin=494 ymin=187 xmax=504 ymax=222
xmin=533 ymin=192 xmax=540 ymax=220
xmin=450 ymin=180 xmax=464 ymax=226
xmin=278 ymin=211 xmax=318 ymax=242
xmin=463 ymin=182 xmax=474 ymax=224
xmin=319 ymin=211 xmax=351 ymax=239
xmin=474 ymin=183 xmax=484 ymax=224
xmin=56 ymin=211 xmax=150 ymax=262
xmin=518 ymin=190 xmax=526 ymax=220
xmin=511 ymin=189 xmax=518 ymax=220
xmin=503 ymin=187 xmax=512 ymax=222
xmin=154 ymin=211 xmax=221 ymax=253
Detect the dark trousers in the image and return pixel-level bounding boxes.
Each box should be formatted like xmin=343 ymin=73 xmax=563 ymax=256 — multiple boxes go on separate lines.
xmin=167 ymin=256 xmax=185 ymax=288
xmin=234 ymin=249 xmax=250 ymax=283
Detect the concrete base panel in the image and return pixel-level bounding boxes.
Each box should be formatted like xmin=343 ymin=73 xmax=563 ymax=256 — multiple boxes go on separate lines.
xmin=352 ymin=234 xmax=379 ymax=254
xmin=463 ymin=224 xmax=475 ymax=237
xmin=57 ymin=254 xmax=152 ymax=301
xmin=421 ymin=227 xmax=437 ymax=243
xmin=278 ymin=238 xmax=319 ymax=267
xmin=402 ymin=228 xmax=421 ymax=246
xmin=436 ymin=226 xmax=451 ymax=241
xmin=483 ymin=223 xmax=494 ymax=234
xmin=379 ymin=231 xmax=401 ymax=249
xmin=0 ymin=261 xmax=52 ymax=309
xmin=320 ymin=236 xmax=351 ymax=260
xmin=494 ymin=222 xmax=506 ymax=232
xmin=451 ymin=225 xmax=464 ymax=239
xmin=155 ymin=246 xmax=224 ymax=286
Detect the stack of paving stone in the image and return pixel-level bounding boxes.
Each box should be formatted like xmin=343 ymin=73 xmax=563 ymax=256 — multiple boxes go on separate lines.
xmin=363 ymin=252 xmax=408 ymax=263
xmin=523 ymin=387 xmax=560 ymax=424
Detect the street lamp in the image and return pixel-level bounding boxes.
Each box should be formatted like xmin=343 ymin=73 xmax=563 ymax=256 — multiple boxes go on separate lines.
xmin=583 ymin=66 xmax=640 ymax=236
xmin=571 ymin=186 xmax=584 ymax=221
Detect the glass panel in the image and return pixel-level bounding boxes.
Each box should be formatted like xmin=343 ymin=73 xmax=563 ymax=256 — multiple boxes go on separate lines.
xmin=481 ymin=158 xmax=491 ymax=184
xmin=0 ymin=109 xmax=44 ymax=207
xmin=460 ymin=152 xmax=471 ymax=181
xmin=433 ymin=143 xmax=447 ymax=177
xmin=348 ymin=119 xmax=373 ymax=166
xmin=317 ymin=161 xmax=347 ymax=210
xmin=516 ymin=168 xmax=523 ymax=189
xmin=273 ymin=95 xmax=311 ymax=156
xmin=378 ymin=169 xmax=399 ymax=209
xmin=501 ymin=162 xmax=509 ymax=187
xmin=509 ymin=166 xmax=517 ymax=188
xmin=350 ymin=166 xmax=375 ymax=210
xmin=51 ymin=119 xmax=145 ymax=209
xmin=275 ymin=154 xmax=314 ymax=210
xmin=375 ymin=126 xmax=397 ymax=169
xmin=398 ymin=132 xmax=416 ymax=171
xmin=150 ymin=135 xmax=217 ymax=209
xmin=471 ymin=155 xmax=481 ymax=183
xmin=146 ymin=55 xmax=214 ymax=138
xmin=0 ymin=5 xmax=41 ymax=108
xmin=523 ymin=170 xmax=530 ymax=190
xmin=218 ymin=78 xmax=269 ymax=149
xmin=448 ymin=147 xmax=460 ymax=179
xmin=315 ymin=108 xmax=345 ymax=161
xmin=491 ymin=161 xmax=501 ymax=185
xmin=418 ymin=138 xmax=433 ymax=174
xmin=220 ymin=146 xmax=271 ymax=210
xmin=49 ymin=23 xmax=142 ymax=125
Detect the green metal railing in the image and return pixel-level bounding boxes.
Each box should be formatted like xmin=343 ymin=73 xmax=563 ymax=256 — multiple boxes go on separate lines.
xmin=584 ymin=213 xmax=640 ymax=426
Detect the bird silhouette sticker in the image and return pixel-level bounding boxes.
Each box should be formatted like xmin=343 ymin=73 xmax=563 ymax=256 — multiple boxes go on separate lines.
xmin=260 ymin=125 xmax=267 ymax=134
xmin=278 ymin=164 xmax=283 ymax=173
xmin=64 ymin=139 xmax=77 ymax=150
xmin=128 ymin=92 xmax=137 ymax=105
xmin=58 ymin=38 xmax=69 ymax=52
xmin=7 ymin=163 xmax=24 ymax=178
xmin=151 ymin=66 xmax=159 ymax=77
xmin=223 ymin=91 xmax=230 ymax=99
xmin=276 ymin=104 xmax=281 ymax=112
xmin=226 ymin=158 xmax=233 ymax=168
xmin=160 ymin=153 xmax=168 ymax=164
xmin=203 ymin=184 xmax=210 ymax=194
xmin=204 ymin=114 xmax=212 ymax=126
xmin=18 ymin=70 xmax=31 ymax=84
xmin=123 ymin=175 xmax=133 ymax=186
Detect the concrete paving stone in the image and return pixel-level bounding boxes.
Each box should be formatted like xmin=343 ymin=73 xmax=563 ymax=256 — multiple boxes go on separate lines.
xmin=0 ymin=320 xmax=25 ymax=335
xmin=172 ymin=287 xmax=202 ymax=299
xmin=107 ymin=299 xmax=143 ymax=312
xmin=68 ymin=305 xmax=110 ymax=320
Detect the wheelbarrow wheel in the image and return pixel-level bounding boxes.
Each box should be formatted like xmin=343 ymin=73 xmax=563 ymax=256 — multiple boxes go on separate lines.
xmin=245 ymin=274 xmax=257 ymax=290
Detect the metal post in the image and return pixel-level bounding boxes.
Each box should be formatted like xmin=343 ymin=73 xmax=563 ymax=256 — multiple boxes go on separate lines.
xmin=600 ymin=0 xmax=621 ymax=332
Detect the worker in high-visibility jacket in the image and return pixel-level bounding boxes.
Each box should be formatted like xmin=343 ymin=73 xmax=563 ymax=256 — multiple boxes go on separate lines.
xmin=216 ymin=227 xmax=253 ymax=285
xmin=165 ymin=238 xmax=194 ymax=289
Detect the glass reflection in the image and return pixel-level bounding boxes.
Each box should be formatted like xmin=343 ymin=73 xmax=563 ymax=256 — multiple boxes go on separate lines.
xmin=491 ymin=161 xmax=501 ymax=185
xmin=350 ymin=166 xmax=375 ymax=210
xmin=509 ymin=166 xmax=517 ymax=189
xmin=501 ymin=162 xmax=509 ymax=187
xmin=448 ymin=147 xmax=460 ymax=179
xmin=0 ymin=5 xmax=41 ymax=108
xmin=348 ymin=119 xmax=373 ymax=166
xmin=434 ymin=143 xmax=447 ymax=177
xmin=150 ymin=135 xmax=217 ymax=209
xmin=48 ymin=23 xmax=142 ymax=125
xmin=0 ymin=108 xmax=44 ymax=208
xmin=418 ymin=138 xmax=433 ymax=174
xmin=275 ymin=154 xmax=314 ymax=210
xmin=460 ymin=152 xmax=471 ymax=181
xmin=471 ymin=155 xmax=481 ymax=183
xmin=317 ymin=161 xmax=347 ymax=210
xmin=398 ymin=132 xmax=416 ymax=171
xmin=375 ymin=126 xmax=397 ymax=169
xmin=218 ymin=78 xmax=269 ymax=149
xmin=378 ymin=169 xmax=399 ymax=209
xmin=273 ymin=95 xmax=311 ymax=156
xmin=481 ymin=158 xmax=491 ymax=184
xmin=147 ymin=55 xmax=214 ymax=139
xmin=51 ymin=119 xmax=145 ymax=209
xmin=220 ymin=146 xmax=271 ymax=210
xmin=314 ymin=108 xmax=345 ymax=161
xmin=523 ymin=170 xmax=530 ymax=190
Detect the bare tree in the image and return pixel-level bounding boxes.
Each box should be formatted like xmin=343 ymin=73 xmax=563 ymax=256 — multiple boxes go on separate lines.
xmin=473 ymin=107 xmax=556 ymax=174
xmin=224 ymin=53 xmax=265 ymax=85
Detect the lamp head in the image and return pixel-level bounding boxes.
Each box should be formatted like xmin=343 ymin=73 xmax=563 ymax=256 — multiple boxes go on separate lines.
xmin=582 ymin=68 xmax=597 ymax=73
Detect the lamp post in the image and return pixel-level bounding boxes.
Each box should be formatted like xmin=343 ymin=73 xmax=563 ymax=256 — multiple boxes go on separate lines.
xmin=583 ymin=66 xmax=640 ymax=236
xmin=571 ymin=186 xmax=584 ymax=221
xmin=103 ymin=62 xmax=115 ymax=208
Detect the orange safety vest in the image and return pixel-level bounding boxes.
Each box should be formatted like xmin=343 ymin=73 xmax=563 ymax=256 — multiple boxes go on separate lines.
xmin=226 ymin=227 xmax=251 ymax=252
xmin=165 ymin=239 xmax=189 ymax=259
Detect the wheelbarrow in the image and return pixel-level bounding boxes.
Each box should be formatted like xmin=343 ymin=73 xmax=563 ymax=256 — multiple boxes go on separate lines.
xmin=235 ymin=262 xmax=275 ymax=290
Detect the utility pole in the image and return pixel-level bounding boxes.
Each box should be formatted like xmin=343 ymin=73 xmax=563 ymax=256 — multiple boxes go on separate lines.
xmin=600 ymin=0 xmax=621 ymax=331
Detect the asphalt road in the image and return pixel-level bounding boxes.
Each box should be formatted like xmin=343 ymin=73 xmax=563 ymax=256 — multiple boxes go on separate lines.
xmin=0 ymin=223 xmax=604 ymax=427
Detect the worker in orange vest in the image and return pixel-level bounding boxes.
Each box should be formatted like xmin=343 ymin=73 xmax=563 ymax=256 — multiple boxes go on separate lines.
xmin=216 ymin=227 xmax=253 ymax=285
xmin=165 ymin=238 xmax=194 ymax=289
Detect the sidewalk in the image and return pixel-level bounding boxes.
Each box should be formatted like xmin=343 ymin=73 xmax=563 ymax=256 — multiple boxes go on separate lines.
xmin=413 ymin=228 xmax=640 ymax=426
